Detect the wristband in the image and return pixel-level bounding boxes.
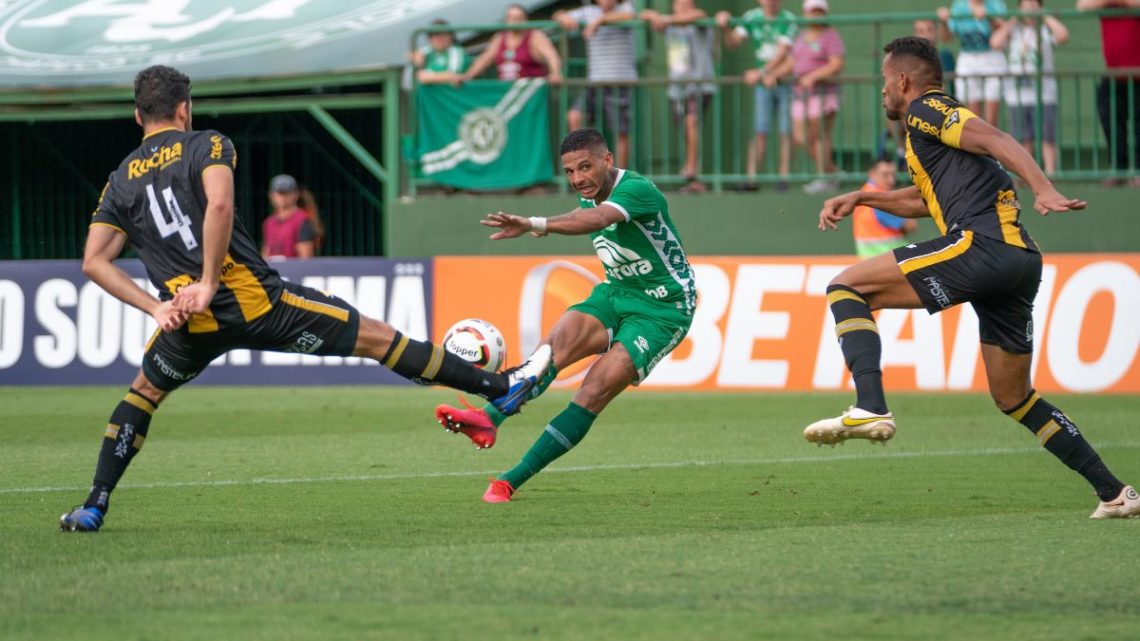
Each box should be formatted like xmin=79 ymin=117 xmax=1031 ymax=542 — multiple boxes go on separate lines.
xmin=528 ymin=217 xmax=548 ymax=234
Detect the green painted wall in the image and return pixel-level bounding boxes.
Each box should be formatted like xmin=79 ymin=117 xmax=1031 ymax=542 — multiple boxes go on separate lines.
xmin=388 ymin=184 xmax=1139 ymax=256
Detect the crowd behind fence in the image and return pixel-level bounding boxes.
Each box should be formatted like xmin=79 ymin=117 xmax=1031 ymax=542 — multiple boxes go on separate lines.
xmin=404 ymin=3 xmax=1140 ymax=196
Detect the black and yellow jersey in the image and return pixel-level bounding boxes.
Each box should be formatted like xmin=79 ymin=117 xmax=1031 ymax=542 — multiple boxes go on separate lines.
xmin=90 ymin=127 xmax=284 ymax=333
xmin=905 ymin=90 xmax=1038 ymax=252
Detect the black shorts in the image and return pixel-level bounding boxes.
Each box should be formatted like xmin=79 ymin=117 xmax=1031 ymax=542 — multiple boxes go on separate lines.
xmin=141 ymin=281 xmax=361 ymax=391
xmin=573 ymin=86 xmax=631 ymax=135
xmin=893 ymin=230 xmax=1042 ymax=354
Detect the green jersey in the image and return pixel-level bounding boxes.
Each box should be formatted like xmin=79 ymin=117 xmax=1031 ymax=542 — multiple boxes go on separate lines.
xmin=735 ymin=8 xmax=797 ymax=66
xmin=420 ymin=45 xmax=469 ymax=74
xmin=578 ymin=169 xmax=696 ymax=313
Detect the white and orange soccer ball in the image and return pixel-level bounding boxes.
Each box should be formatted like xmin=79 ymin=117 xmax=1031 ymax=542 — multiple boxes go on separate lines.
xmin=442 ymin=318 xmax=507 ymax=372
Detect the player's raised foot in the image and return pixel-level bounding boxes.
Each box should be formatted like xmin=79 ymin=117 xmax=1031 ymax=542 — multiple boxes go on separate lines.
xmin=483 ymin=479 xmax=515 ymax=504
xmin=59 ymin=505 xmax=104 ymax=532
xmin=804 ymin=407 xmax=896 ymax=446
xmin=1090 ymin=485 xmax=1140 ymax=519
xmin=436 ymin=396 xmax=497 ymax=449
xmin=491 ymin=344 xmax=553 ymax=417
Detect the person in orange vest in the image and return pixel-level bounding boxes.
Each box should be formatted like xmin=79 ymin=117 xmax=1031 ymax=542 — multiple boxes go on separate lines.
xmin=852 ymin=158 xmax=918 ymax=258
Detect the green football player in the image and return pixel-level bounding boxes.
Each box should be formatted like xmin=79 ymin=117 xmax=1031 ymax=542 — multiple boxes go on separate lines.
xmin=435 ymin=128 xmax=696 ymax=503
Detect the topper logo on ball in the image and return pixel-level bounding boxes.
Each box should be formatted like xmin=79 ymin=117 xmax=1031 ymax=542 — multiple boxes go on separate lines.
xmin=0 ymin=0 xmax=455 ymax=75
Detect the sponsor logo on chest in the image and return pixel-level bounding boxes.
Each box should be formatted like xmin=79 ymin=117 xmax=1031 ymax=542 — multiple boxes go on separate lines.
xmin=593 ymin=236 xmax=652 ymax=280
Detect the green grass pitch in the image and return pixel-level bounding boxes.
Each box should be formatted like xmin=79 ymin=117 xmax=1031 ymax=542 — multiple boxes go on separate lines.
xmin=1 ymin=386 xmax=1137 ymax=641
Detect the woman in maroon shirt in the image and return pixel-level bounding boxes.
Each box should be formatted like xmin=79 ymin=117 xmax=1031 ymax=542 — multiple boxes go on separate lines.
xmin=462 ymin=4 xmax=563 ymax=83
xmin=261 ymin=174 xmax=321 ymax=260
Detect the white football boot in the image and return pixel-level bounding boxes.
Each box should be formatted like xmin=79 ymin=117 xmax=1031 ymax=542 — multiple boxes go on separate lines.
xmin=804 ymin=406 xmax=896 ymax=446
xmin=1089 ymin=485 xmax=1140 ymax=519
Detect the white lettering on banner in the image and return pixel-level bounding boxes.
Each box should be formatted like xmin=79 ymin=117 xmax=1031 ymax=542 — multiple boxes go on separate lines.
xmin=0 ymin=280 xmax=24 ymax=368
xmin=34 ymin=279 xmax=78 ymax=369
xmin=878 ymin=310 xmax=945 ymax=390
xmin=317 ymin=275 xmax=387 ymax=367
xmin=630 ymin=259 xmax=1137 ymax=393
xmin=77 ymin=282 xmax=121 ymax=368
xmin=650 ymin=264 xmax=730 ymax=385
xmin=390 ymin=271 xmax=428 ymax=341
xmin=1047 ymin=262 xmax=1140 ymax=392
xmin=717 ymin=265 xmax=804 ymax=387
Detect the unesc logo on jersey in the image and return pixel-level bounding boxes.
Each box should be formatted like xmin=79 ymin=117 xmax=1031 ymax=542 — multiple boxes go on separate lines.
xmin=0 ymin=0 xmax=456 ymax=77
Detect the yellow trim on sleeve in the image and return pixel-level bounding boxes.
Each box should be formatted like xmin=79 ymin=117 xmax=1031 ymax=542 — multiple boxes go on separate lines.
xmin=89 ymin=222 xmax=126 ymax=235
xmin=940 ymin=109 xmax=976 ymax=150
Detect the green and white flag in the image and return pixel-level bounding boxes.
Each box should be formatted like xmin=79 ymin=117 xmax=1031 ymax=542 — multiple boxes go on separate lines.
xmin=417 ymin=79 xmax=553 ymax=190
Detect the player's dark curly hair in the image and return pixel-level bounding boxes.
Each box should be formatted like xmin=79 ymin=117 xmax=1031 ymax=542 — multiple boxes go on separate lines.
xmin=883 ymin=36 xmax=943 ymax=87
xmin=559 ymin=128 xmax=609 ymax=156
xmin=134 ymin=65 xmax=191 ymax=123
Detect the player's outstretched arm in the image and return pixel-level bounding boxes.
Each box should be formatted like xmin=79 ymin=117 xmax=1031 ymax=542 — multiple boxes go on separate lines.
xmin=174 ymin=165 xmax=234 ymax=314
xmin=819 ymin=186 xmax=928 ymax=231
xmin=83 ymin=225 xmax=186 ymax=332
xmin=957 ymin=118 xmax=1087 ymax=215
xmin=482 ymin=205 xmax=626 ymax=239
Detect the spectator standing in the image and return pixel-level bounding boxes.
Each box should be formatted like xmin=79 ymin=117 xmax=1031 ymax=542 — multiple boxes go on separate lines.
xmin=851 ymin=159 xmax=918 ymax=258
xmin=410 ymin=19 xmax=469 ymax=85
xmin=938 ymin=0 xmax=1008 ymax=125
xmin=792 ymin=0 xmax=845 ymax=195
xmin=991 ymin=0 xmax=1068 ymax=176
xmin=913 ymin=18 xmax=957 ymax=82
xmin=643 ymin=0 xmax=716 ymax=192
xmin=1077 ymin=0 xmax=1140 ymax=185
xmin=462 ymin=4 xmax=564 ymax=84
xmin=717 ymin=0 xmax=797 ymax=189
xmin=556 ymin=0 xmax=638 ymax=168
xmin=262 ymin=175 xmax=319 ymax=260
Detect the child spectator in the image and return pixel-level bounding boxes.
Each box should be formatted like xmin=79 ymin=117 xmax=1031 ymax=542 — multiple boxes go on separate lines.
xmin=852 ymin=159 xmax=918 ymax=258
xmin=991 ymin=0 xmax=1068 ymax=175
xmin=410 ymin=19 xmax=469 ymax=85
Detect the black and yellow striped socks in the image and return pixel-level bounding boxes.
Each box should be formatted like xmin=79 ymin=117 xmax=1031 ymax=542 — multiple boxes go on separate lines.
xmin=382 ymin=331 xmax=508 ymax=398
xmin=84 ymin=388 xmax=157 ymax=512
xmin=827 ymin=284 xmax=888 ymax=414
xmin=1004 ymin=390 xmax=1124 ymax=501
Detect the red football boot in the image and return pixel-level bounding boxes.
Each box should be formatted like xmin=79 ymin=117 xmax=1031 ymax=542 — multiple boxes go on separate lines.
xmin=482 ymin=479 xmax=515 ymax=503
xmin=435 ymin=396 xmax=498 ymax=449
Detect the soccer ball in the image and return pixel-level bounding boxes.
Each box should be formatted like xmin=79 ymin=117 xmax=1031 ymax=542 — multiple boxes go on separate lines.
xmin=442 ymin=318 xmax=507 ymax=372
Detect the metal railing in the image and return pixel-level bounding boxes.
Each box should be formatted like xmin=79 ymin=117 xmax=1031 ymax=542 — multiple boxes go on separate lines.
xmin=404 ymin=8 xmax=1140 ymax=195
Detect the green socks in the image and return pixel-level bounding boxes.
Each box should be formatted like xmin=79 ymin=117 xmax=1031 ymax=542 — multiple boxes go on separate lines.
xmin=500 ymin=402 xmax=596 ymax=490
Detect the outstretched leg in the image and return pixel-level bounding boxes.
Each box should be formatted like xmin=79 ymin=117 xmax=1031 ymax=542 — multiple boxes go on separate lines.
xmin=485 ymin=342 xmax=636 ymax=503
xmin=804 ymin=251 xmax=923 ymax=446
xmin=436 ymin=310 xmax=610 ymax=448
xmin=60 ymin=371 xmax=168 ymax=532
xmin=983 ymin=345 xmax=1138 ymax=518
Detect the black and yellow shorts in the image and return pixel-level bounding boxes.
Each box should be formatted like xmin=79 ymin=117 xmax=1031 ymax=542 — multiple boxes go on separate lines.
xmin=141 ymin=281 xmax=361 ymax=391
xmin=893 ymin=230 xmax=1042 ymax=354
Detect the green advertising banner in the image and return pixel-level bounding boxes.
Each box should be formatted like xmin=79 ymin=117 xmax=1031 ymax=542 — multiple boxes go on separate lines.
xmin=417 ymin=78 xmax=553 ymax=190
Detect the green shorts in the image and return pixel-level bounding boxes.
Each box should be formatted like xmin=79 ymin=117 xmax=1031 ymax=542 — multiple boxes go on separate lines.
xmin=569 ymin=283 xmax=693 ymax=383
